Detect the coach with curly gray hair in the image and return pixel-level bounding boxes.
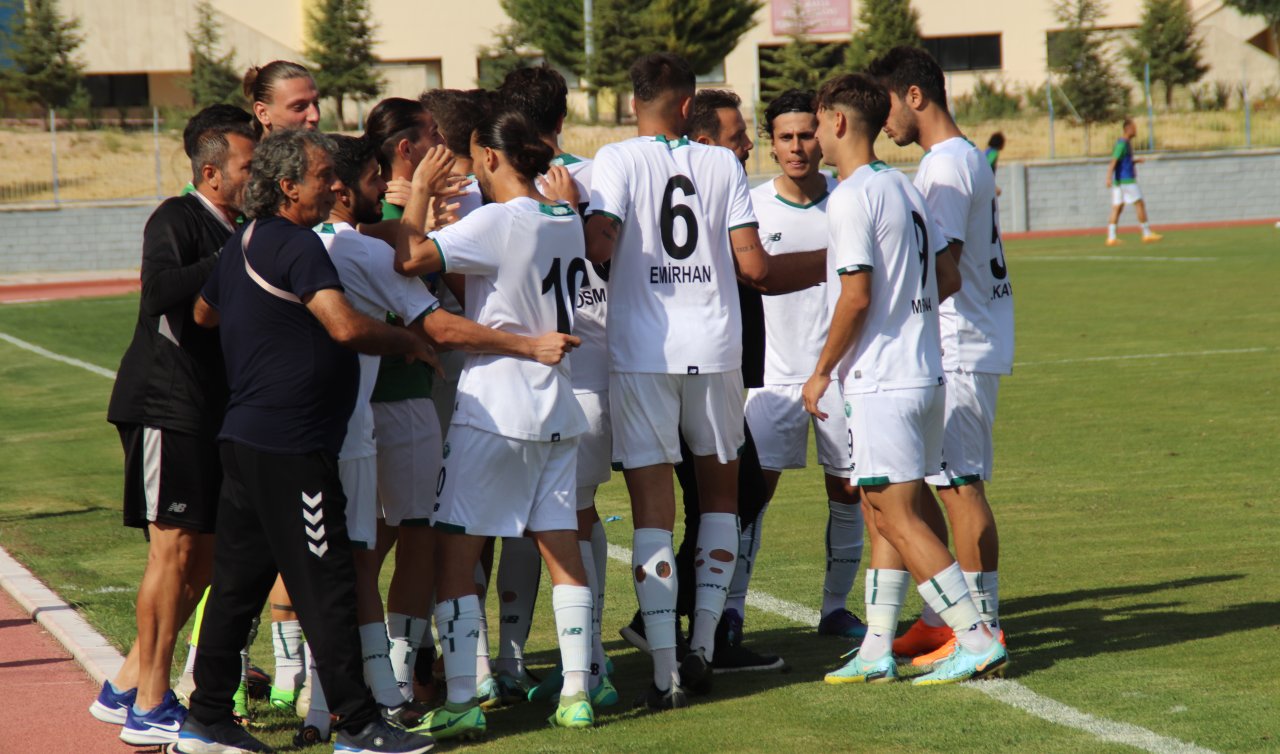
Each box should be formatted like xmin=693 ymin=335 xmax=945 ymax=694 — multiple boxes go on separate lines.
xmin=177 ymin=129 xmax=437 ymax=754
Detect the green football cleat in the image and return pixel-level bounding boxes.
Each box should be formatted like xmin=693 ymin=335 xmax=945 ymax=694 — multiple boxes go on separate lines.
xmin=268 ymin=685 xmax=298 ymax=713
xmin=232 ymin=682 xmax=251 ymax=723
xmin=824 ymin=648 xmax=898 ymax=685
xmin=493 ymin=669 xmax=535 ymax=705
xmin=411 ymin=699 xmax=486 ymax=741
xmin=912 ymin=636 xmax=1009 ymax=686
xmin=526 ymin=665 xmax=564 ymax=703
xmin=589 ymin=675 xmax=619 ymax=708
xmin=476 ymin=676 xmax=503 ymax=710
xmin=548 ymin=692 xmax=594 ymax=729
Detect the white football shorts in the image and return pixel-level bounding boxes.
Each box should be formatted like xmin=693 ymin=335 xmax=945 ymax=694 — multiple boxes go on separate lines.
xmin=745 ymin=382 xmax=852 ymax=478
xmin=574 ymin=390 xmax=612 ymax=498
xmin=609 ymin=370 xmax=745 ymax=468
xmin=925 ymin=371 xmax=1000 ymax=488
xmin=1111 ymin=183 xmax=1143 ymax=206
xmin=846 ymin=384 xmax=945 ymax=486
xmin=372 ymin=398 xmax=442 ymax=527
xmin=338 ymin=454 xmax=378 ymax=550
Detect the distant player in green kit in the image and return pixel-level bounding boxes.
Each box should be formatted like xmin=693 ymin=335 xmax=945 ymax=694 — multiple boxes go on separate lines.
xmin=1106 ymin=118 xmax=1161 ymax=246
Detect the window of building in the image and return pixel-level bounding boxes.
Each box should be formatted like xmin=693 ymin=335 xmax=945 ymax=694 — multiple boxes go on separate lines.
xmin=696 ymin=60 xmax=726 ymax=84
xmin=84 ymin=74 xmax=150 ymax=108
xmin=923 ymin=34 xmax=1002 ymax=72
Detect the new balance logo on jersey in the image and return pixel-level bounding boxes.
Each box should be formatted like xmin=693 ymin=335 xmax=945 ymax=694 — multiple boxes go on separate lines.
xmin=166 ymin=502 xmax=187 ymax=514
xmin=302 ymin=491 xmax=327 ymax=558
xmin=766 ymin=232 xmax=782 ymax=243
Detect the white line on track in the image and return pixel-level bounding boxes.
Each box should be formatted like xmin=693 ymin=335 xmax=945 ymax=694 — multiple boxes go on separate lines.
xmin=0 ymin=332 xmax=116 ymax=379
xmin=606 ymin=543 xmax=1217 ymax=753
xmin=1018 ymin=255 xmax=1215 ymax=262
xmin=1015 ymin=347 xmax=1267 ymax=368
xmin=2 ymin=328 xmax=1222 ymax=753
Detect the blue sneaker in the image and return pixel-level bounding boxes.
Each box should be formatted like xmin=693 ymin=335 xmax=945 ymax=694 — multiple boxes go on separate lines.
xmin=823 ymin=648 xmax=897 ymax=684
xmin=89 ymin=680 xmax=136 ymax=725
xmin=912 ymin=635 xmax=1009 ymax=686
xmin=817 ymin=609 xmax=869 ymax=640
xmin=171 ymin=716 xmax=273 ymax=753
xmin=120 ymin=689 xmax=188 ymax=745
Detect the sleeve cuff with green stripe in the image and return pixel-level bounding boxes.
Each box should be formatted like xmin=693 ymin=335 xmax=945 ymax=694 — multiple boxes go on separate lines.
xmin=586 ymin=210 xmax=623 ymax=225
xmin=431 ymin=236 xmax=447 ymax=273
xmin=729 ymin=221 xmax=760 ymax=232
xmin=837 ymin=264 xmax=873 ymax=274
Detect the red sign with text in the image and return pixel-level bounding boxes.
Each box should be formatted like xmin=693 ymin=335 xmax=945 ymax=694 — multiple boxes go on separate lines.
xmin=771 ymin=0 xmax=852 ymax=35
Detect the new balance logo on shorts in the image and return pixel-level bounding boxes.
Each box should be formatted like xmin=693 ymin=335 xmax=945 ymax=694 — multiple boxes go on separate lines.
xmin=166 ymin=502 xmax=187 ymax=514
xmin=302 ymin=491 xmax=327 ymax=557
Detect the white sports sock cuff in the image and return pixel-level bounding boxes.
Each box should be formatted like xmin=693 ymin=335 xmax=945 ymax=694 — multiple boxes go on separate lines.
xmin=919 ymin=563 xmax=982 ymax=633
xmin=632 ymin=528 xmax=678 ymax=651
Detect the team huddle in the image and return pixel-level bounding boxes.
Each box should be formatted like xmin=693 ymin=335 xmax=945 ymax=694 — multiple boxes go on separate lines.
xmin=92 ymin=45 xmax=1013 ymax=754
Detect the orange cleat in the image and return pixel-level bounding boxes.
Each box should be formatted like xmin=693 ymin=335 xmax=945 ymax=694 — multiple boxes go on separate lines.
xmin=912 ymin=628 xmax=1006 ymax=668
xmin=892 ymin=619 xmax=953 ymax=659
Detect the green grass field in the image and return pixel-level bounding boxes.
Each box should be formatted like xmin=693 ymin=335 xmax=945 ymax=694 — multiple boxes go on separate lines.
xmin=1 ymin=226 xmax=1278 ymax=752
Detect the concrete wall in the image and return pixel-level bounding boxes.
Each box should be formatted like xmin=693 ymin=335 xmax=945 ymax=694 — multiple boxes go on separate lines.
xmin=995 ymin=149 xmax=1280 ymax=232
xmin=0 ymin=203 xmax=157 ymax=275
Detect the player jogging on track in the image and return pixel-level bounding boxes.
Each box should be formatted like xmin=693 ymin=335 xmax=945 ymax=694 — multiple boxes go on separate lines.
xmin=867 ymin=46 xmax=1014 ymax=667
xmin=394 ymin=108 xmax=596 ymax=739
xmin=801 ymin=72 xmax=1007 ymax=687
xmin=1105 ymin=117 xmax=1162 ymax=246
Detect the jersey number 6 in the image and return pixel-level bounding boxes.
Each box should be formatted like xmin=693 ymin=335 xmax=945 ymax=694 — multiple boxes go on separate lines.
xmin=660 ymin=175 xmax=700 ymax=260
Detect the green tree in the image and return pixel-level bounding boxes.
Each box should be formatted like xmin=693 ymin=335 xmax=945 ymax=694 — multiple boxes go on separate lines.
xmin=845 ymin=0 xmax=922 ymax=72
xmin=1050 ymin=0 xmax=1129 ymax=135
xmin=304 ymin=0 xmax=384 ymax=126
xmin=0 ymin=0 xmax=84 ymax=114
xmin=1222 ymin=0 xmax=1280 ymax=70
xmin=759 ymin=1 xmax=843 ymax=102
xmin=1124 ymin=0 xmax=1208 ymax=107
xmin=186 ymin=0 xmax=241 ymax=107
xmin=646 ymin=0 xmax=763 ymax=76
xmin=476 ymin=25 xmax=534 ymax=91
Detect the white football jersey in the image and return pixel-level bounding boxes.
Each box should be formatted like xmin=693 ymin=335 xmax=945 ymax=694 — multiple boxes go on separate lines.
xmin=915 ymin=137 xmax=1015 ymax=374
xmin=587 ymin=136 xmax=756 ymax=374
xmin=544 ymin=153 xmax=610 ymax=393
xmin=827 ymin=162 xmax=947 ymax=394
xmin=430 ymin=197 xmax=588 ymax=442
xmin=752 ymin=174 xmax=839 ymax=384
xmin=317 ymin=222 xmax=440 ymax=460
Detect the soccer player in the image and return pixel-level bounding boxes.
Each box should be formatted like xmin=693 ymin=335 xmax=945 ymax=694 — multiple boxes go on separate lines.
xmin=738 ymin=88 xmax=868 ymax=641
xmin=394 ymin=108 xmax=595 ymax=738
xmin=985 ymin=132 xmax=1004 ymax=174
xmin=244 ymin=60 xmax=320 ymax=138
xmin=585 ymin=53 xmax=771 ymax=708
xmin=868 ymin=46 xmax=1015 ymax=666
xmin=1105 ymin=117 xmax=1161 ymax=245
xmin=495 ymin=65 xmax=620 ymax=708
xmin=802 ymin=72 xmax=1006 ymax=687
xmin=181 ymin=129 xmax=436 ymax=754
xmin=95 ymin=108 xmax=255 ymax=746
xmin=297 ymin=134 xmax=579 ymax=744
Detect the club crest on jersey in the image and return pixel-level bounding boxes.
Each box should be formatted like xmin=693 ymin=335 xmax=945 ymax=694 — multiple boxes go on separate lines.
xmin=844 ymin=402 xmax=852 ymax=418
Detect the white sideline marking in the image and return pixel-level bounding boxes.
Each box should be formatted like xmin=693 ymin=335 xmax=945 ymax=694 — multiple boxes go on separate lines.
xmin=1019 ymin=255 xmax=1215 ymax=262
xmin=0 ymin=332 xmax=117 ymax=379
xmin=607 ymin=542 xmax=1217 ymax=754
xmin=1015 ymin=347 xmax=1266 ymax=368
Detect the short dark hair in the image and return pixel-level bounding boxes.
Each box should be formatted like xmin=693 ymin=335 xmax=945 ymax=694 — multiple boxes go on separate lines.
xmin=242 ymin=130 xmax=335 ymax=220
xmin=866 ymin=45 xmax=947 ymax=110
xmin=330 ymin=134 xmax=379 ymax=190
xmin=474 ymin=109 xmax=555 ymax=180
xmin=686 ymin=89 xmax=741 ymax=141
xmin=184 ymin=105 xmax=256 ymax=185
xmin=498 ymin=65 xmax=568 ymax=136
xmin=364 ymin=97 xmax=430 ymax=171
xmin=762 ymin=89 xmax=817 ymax=138
xmin=420 ymin=88 xmax=490 ymax=154
xmin=629 ymin=53 xmax=695 ymax=103
xmin=988 ymin=131 xmax=1005 ymax=150
xmin=815 ymin=73 xmax=891 ymax=140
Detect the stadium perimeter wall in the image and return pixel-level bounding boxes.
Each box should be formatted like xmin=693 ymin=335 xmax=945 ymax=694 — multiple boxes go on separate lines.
xmin=1 ymin=149 xmax=1277 ymax=275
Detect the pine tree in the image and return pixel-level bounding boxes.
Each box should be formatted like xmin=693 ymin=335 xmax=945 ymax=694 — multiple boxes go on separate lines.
xmin=0 ymin=0 xmax=84 ymax=114
xmin=186 ymin=1 xmax=241 ymax=107
xmin=1125 ymin=0 xmax=1208 ymax=107
xmin=845 ymin=0 xmax=922 ymax=72
xmin=304 ymin=0 xmax=384 ymax=126
xmin=645 ymin=0 xmax=763 ymax=77
xmin=1050 ymin=0 xmax=1129 ymax=132
xmin=759 ymin=1 xmax=843 ymax=103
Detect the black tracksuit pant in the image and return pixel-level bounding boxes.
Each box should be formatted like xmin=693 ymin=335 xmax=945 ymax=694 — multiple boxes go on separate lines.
xmin=190 ymin=442 xmax=377 ymax=733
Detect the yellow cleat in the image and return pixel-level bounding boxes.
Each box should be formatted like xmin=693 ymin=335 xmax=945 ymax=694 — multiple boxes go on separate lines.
xmin=1142 ymin=233 xmax=1163 ymax=243
xmin=1105 ymin=238 xmax=1123 ymax=247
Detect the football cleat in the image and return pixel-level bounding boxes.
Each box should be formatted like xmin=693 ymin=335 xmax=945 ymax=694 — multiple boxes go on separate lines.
xmin=678 ymin=649 xmax=713 ymax=696
xmin=824 ymin=648 xmax=897 ymax=685
xmin=892 ymin=619 xmax=952 ymax=658
xmin=1105 ymin=238 xmax=1123 ymax=247
xmin=1142 ymin=232 xmax=1163 ymax=243
xmin=589 ymin=675 xmax=619 ymax=708
xmin=912 ymin=628 xmax=1005 ymax=668
xmin=547 ymin=691 xmax=594 ymax=729
xmin=817 ymin=608 xmax=869 ymax=640
xmin=334 ymin=717 xmax=434 ymax=753
xmin=634 ymin=682 xmax=688 ymax=712
xmin=911 ymin=637 xmax=1009 ymax=686
xmin=493 ymin=669 xmax=536 ymax=705
xmin=410 ymin=700 xmax=485 ymax=741
xmin=169 ymin=716 xmax=273 ymax=753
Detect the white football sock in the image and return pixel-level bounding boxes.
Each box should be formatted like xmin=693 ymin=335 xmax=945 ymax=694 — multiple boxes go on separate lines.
xmin=1142 ymin=222 xmax=1153 ymax=235
xmin=436 ymin=595 xmax=482 ymax=705
xmin=963 ymin=570 xmax=1000 ymax=631
xmin=495 ymin=537 xmax=541 ymax=677
xmin=578 ymin=540 xmax=605 ymax=688
xmin=689 ymin=512 xmax=739 ymax=660
xmin=1108 ymin=223 xmax=1118 ymax=240
xmin=920 ymin=603 xmax=947 ymax=627
xmin=632 ymin=528 xmax=679 ymax=691
xmin=860 ymin=569 xmax=911 ymax=661
xmin=387 ymin=612 xmax=429 ymax=696
xmin=726 ymin=503 xmax=767 ymax=618
xmin=821 ymin=500 xmax=864 ymax=617
xmin=473 ymin=563 xmax=492 ymax=686
xmin=589 ymin=517 xmax=609 ymax=679
xmin=302 ymin=650 xmax=329 ymax=736
xmin=359 ymin=622 xmax=406 ymax=706
xmin=919 ymin=563 xmax=992 ymax=653
xmin=182 ymin=644 xmax=197 ymax=675
xmin=552 ymin=584 xmax=592 ymax=697
xmin=270 ymin=619 xmax=304 ymax=693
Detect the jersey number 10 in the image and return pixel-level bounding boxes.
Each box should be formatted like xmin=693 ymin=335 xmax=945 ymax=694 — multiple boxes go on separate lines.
xmin=542 ymin=257 xmax=590 ymax=335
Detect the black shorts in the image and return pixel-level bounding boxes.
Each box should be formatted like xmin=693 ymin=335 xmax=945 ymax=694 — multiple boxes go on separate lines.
xmin=119 ymin=423 xmax=221 ymax=533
